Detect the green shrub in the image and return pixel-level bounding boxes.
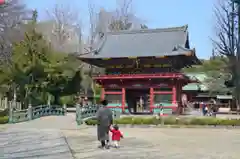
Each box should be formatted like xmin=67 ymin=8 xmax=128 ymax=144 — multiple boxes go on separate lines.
xmin=115 ymin=118 xmax=131 ymax=124
xmin=115 ymin=117 xmax=133 ymax=124
xmin=151 ymin=117 xmax=161 ymax=125
xmin=131 ymin=117 xmax=144 ymax=125
xmin=0 ymin=109 xmax=9 ymax=117
xmin=0 ymin=116 xmax=9 ymax=124
xmin=219 ymin=119 xmax=240 ymax=126
xmin=233 ymin=119 xmax=240 ymax=126
xmin=203 ymin=118 xmax=219 ymax=125
xmin=163 ymin=117 xmax=177 ymax=125
xmin=141 ymin=117 xmax=154 ymax=125
xmin=120 ymin=117 xmax=133 ymax=121
xmin=189 ymin=118 xmax=208 ymax=125
xmin=84 ymin=116 xmax=240 ymax=127
xmin=175 ymin=117 xmax=190 ymax=125
xmin=85 ymin=119 xmax=98 ymax=125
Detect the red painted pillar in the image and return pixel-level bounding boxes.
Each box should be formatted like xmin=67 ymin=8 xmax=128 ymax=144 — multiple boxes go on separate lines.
xmin=150 ymin=87 xmax=154 ymax=112
xmin=172 ymin=85 xmax=176 ymax=104
xmin=122 ymin=88 xmax=125 ymax=112
xmin=0 ymin=0 xmax=5 ymax=5
xmin=101 ymin=88 xmax=105 ymax=101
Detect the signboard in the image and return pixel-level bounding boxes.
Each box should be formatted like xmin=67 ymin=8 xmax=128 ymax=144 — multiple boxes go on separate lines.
xmin=109 ymin=84 xmax=119 ymax=88
xmin=132 ymin=84 xmax=142 ymax=87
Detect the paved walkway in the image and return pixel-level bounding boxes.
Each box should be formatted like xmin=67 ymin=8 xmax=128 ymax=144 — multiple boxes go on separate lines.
xmin=1 ymin=114 xmax=240 ymax=158
xmin=1 ymin=129 xmax=73 ymax=159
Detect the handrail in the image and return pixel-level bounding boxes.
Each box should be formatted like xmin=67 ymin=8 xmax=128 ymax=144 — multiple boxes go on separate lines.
xmin=13 ymin=109 xmax=28 ymax=113
xmin=9 ymin=104 xmax=66 ymax=123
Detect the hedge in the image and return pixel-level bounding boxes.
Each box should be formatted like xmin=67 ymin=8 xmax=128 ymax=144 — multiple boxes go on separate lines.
xmin=0 ymin=116 xmax=9 ymax=124
xmin=0 ymin=108 xmax=8 ymax=117
xmin=85 ymin=116 xmax=240 ymax=126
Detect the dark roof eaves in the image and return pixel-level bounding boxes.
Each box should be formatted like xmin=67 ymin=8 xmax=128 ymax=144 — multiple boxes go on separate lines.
xmin=78 ymin=50 xmax=195 ymax=59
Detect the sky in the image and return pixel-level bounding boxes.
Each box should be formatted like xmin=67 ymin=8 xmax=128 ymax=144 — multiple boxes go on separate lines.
xmin=24 ymin=0 xmax=216 ymax=59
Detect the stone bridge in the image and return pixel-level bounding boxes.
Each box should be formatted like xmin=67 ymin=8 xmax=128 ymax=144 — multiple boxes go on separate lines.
xmin=1 ymin=113 xmax=240 ymax=159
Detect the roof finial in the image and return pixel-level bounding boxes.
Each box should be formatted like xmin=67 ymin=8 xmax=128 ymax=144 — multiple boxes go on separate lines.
xmin=184 ymin=24 xmax=188 ymax=31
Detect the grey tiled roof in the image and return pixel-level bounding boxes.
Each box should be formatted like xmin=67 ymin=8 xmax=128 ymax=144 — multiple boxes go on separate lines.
xmin=90 ymin=25 xmax=191 ymax=58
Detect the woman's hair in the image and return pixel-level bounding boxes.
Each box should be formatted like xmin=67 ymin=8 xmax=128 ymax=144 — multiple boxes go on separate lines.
xmin=101 ymin=99 xmax=108 ymax=106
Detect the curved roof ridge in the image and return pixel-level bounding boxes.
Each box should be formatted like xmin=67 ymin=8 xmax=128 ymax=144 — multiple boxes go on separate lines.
xmin=107 ymin=25 xmax=188 ymax=35
xmin=175 ymin=45 xmax=192 ymax=51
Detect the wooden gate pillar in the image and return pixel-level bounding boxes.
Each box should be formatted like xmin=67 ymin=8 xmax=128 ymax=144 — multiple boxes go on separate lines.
xmin=150 ymin=87 xmax=154 ymax=112
xmin=122 ymin=88 xmax=125 ymax=112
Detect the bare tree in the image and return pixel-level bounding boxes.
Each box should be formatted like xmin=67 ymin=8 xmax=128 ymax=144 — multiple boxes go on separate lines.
xmin=88 ymin=0 xmax=99 ymax=49
xmin=0 ymin=0 xmax=31 ymax=65
xmin=82 ymin=0 xmax=105 ymax=96
xmin=109 ymin=0 xmax=139 ymax=31
xmin=46 ymin=2 xmax=104 ymax=96
xmin=214 ymin=1 xmax=237 ymax=58
xmin=46 ymin=3 xmax=83 ymax=54
xmin=213 ymin=0 xmax=240 ymax=110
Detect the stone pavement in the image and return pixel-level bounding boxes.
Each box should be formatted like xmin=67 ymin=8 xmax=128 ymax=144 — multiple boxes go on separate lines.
xmin=1 ymin=129 xmax=73 ymax=159
xmin=64 ymin=127 xmax=240 ymax=159
xmin=1 ymin=114 xmax=240 ymax=159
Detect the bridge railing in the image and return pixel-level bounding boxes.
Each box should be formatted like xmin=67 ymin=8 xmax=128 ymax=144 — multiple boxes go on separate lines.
xmin=76 ymin=104 xmax=121 ymax=125
xmin=10 ymin=109 xmax=29 ymax=123
xmin=0 ymin=97 xmax=22 ymax=110
xmin=8 ymin=104 xmax=67 ymax=123
xmin=32 ymin=105 xmax=66 ymax=119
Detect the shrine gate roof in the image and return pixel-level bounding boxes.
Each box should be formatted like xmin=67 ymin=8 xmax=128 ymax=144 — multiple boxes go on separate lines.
xmin=81 ymin=25 xmax=197 ymax=59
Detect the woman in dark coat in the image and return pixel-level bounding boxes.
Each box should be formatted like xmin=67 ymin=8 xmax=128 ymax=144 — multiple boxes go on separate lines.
xmin=96 ymin=100 xmax=113 ymax=149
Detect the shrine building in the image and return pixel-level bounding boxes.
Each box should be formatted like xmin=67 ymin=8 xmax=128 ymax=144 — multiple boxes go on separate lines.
xmin=78 ymin=25 xmax=201 ymax=115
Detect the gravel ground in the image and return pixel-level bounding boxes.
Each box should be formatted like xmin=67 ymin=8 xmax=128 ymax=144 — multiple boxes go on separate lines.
xmin=64 ymin=127 xmax=240 ymax=159
xmin=1 ymin=114 xmax=240 ymax=159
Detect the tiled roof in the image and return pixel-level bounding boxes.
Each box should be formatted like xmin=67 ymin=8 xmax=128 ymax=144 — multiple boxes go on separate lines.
xmin=89 ymin=25 xmax=192 ymax=58
xmin=183 ymin=73 xmax=208 ymax=91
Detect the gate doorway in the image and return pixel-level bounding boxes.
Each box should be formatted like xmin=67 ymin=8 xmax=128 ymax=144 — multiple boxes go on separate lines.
xmin=125 ymin=88 xmax=151 ymax=114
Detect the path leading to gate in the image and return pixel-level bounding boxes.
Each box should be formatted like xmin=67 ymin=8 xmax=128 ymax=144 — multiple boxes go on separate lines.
xmin=1 ymin=114 xmax=240 ymax=159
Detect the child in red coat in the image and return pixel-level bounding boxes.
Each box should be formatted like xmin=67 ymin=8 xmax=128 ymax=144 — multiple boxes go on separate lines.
xmin=109 ymin=124 xmax=123 ymax=148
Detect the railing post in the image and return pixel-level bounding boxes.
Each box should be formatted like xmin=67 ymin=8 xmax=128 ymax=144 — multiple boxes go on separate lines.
xmin=13 ymin=90 xmax=17 ymax=110
xmin=28 ymin=103 xmax=33 ymax=120
xmin=160 ymin=107 xmax=164 ymax=126
xmin=4 ymin=97 xmax=7 ymax=110
xmin=47 ymin=94 xmax=51 ymax=106
xmin=76 ymin=104 xmax=82 ymax=125
xmin=8 ymin=101 xmax=13 ymax=123
xmin=0 ymin=98 xmax=2 ymax=109
xmin=63 ymin=104 xmax=67 ymax=115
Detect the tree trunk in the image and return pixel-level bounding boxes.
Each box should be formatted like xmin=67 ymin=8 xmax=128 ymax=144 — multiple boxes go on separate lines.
xmin=47 ymin=94 xmax=51 ymax=105
xmin=53 ymin=94 xmax=60 ymax=105
xmin=236 ymin=86 xmax=240 ymax=113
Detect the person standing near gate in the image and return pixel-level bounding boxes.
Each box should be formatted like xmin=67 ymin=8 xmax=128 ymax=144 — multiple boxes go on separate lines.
xmin=96 ymin=99 xmax=113 ymax=149
xmin=139 ymin=96 xmax=144 ymax=112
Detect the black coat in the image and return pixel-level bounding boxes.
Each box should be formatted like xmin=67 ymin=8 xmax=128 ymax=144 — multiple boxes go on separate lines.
xmin=96 ymin=107 xmax=113 ymax=141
